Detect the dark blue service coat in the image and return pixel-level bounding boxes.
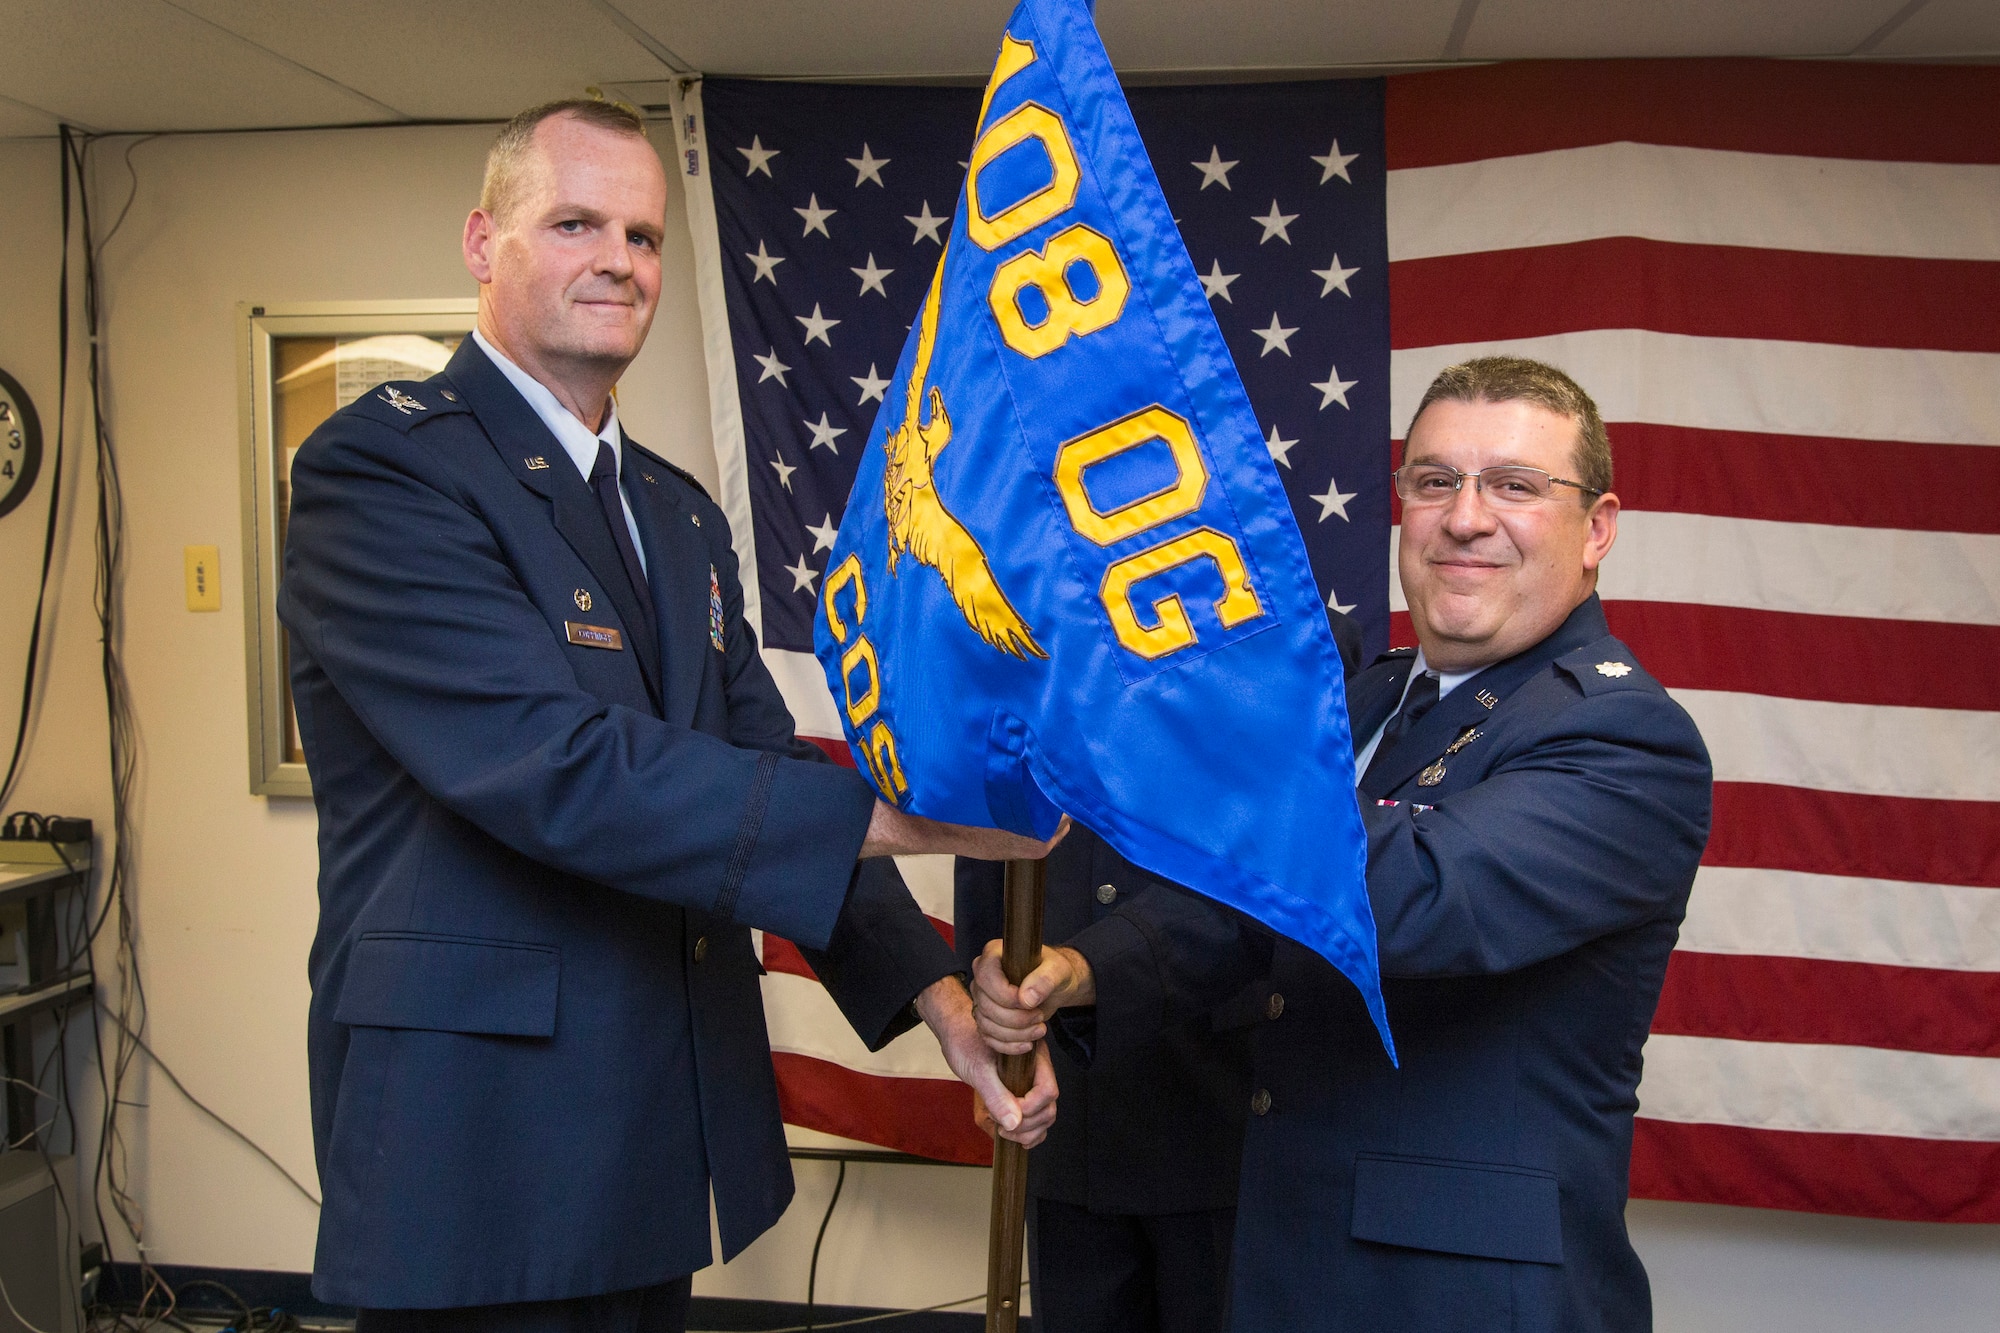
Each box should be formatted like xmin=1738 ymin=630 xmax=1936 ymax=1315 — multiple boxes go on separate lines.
xmin=279 ymin=340 xmax=956 ymax=1310
xmin=1065 ymin=596 xmax=1712 ymax=1332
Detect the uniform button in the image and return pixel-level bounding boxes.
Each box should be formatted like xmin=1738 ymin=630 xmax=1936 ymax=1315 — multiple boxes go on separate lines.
xmin=439 ymin=389 xmax=458 ymax=402
xmin=1266 ymin=992 xmax=1285 ymax=1020
xmin=1250 ymin=1089 xmax=1272 ymax=1116
xmin=1095 ymin=883 xmax=1117 ymax=905
xmin=693 ymin=936 xmax=709 ymax=962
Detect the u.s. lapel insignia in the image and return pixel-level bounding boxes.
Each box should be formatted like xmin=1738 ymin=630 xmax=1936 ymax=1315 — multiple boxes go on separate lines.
xmin=379 ymin=386 xmax=427 ymax=415
xmin=641 ymin=471 xmax=657 ymax=484
xmin=524 ymin=455 xmax=550 ymax=470
xmin=1417 ymin=726 xmax=1482 ymax=787
xmin=1595 ymin=661 xmax=1632 ymax=678
xmin=708 ymin=564 xmax=726 ymax=651
xmin=1475 ymin=688 xmax=1499 ymax=709
xmin=574 ymin=588 xmax=593 ymax=612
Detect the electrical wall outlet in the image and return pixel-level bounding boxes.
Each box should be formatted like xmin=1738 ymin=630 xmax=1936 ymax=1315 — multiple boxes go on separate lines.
xmin=185 ymin=544 xmax=221 ymax=612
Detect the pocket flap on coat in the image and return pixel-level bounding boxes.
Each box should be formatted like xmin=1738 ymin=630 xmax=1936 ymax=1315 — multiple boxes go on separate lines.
xmin=1350 ymin=1153 xmax=1563 ymax=1265
xmin=333 ymin=933 xmax=559 ymax=1037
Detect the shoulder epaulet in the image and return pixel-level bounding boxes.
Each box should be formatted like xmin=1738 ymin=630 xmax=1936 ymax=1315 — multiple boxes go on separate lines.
xmin=1371 ymin=646 xmax=1418 ymax=666
xmin=1555 ymin=638 xmax=1663 ymax=696
xmin=624 ymin=441 xmax=711 ymax=501
xmin=339 ymin=380 xmax=472 ymax=434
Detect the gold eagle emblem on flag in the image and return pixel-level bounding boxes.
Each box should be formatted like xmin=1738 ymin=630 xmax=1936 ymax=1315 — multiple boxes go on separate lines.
xmin=881 ymin=248 xmax=1048 ymax=660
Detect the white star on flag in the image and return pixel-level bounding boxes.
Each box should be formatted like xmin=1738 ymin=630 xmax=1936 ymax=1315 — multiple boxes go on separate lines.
xmin=794 ymin=194 xmax=836 ymax=238
xmin=851 ymin=253 xmax=893 ymax=297
xmin=737 ymin=136 xmax=779 ymax=177
xmin=1265 ymin=424 xmax=1299 ymax=469
xmin=769 ymin=453 xmax=796 ymax=491
xmin=1313 ymin=254 xmax=1359 ymax=297
xmin=1191 ymin=146 xmax=1238 ymax=190
xmin=796 ymin=304 xmax=840 ymax=346
xmin=1326 ymin=587 xmax=1356 ymax=616
xmin=846 ymin=144 xmax=890 ymax=187
xmin=1199 ymin=259 xmax=1240 ymax=303
xmin=851 ymin=364 xmax=890 ymax=405
xmin=806 ymin=514 xmax=840 ymax=552
xmin=1311 ymin=363 xmax=1358 ymax=409
xmin=785 ymin=552 xmax=820 ymax=594
xmin=1253 ymin=313 xmax=1299 ymax=357
xmin=1254 ymin=200 xmax=1298 ymax=245
xmin=753 ymin=348 xmax=791 ymax=386
xmin=905 ymin=201 xmax=947 ymax=245
xmin=804 ymin=411 xmax=848 ymax=453
xmin=746 ymin=239 xmax=784 ymax=284
xmin=1310 ymin=475 xmax=1358 ymax=521
xmin=1312 ymin=139 xmax=1358 ymax=184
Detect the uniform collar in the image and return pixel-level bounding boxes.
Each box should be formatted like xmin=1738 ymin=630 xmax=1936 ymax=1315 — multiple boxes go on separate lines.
xmin=471 ymin=329 xmax=622 ymax=486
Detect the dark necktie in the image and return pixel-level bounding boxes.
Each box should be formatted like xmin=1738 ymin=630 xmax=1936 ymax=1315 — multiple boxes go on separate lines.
xmin=589 ymin=439 xmax=652 ymax=620
xmin=1365 ymin=669 xmax=1441 ymax=784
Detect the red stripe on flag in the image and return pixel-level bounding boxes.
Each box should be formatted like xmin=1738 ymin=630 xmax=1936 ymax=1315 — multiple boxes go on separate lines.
xmin=1393 ymin=604 xmax=2000 ymax=709
xmin=1654 ymin=951 xmax=2000 ymax=1059
xmin=1601 ymin=602 xmax=2000 ymax=710
xmin=1709 ymin=783 xmax=2000 ymax=890
xmin=1386 ymin=60 xmax=2000 ymax=168
xmin=1389 ymin=428 xmax=2000 ymax=533
xmin=1610 ymin=424 xmax=2000 ymax=534
xmin=764 ymin=916 xmax=956 ymax=980
xmin=1630 ymin=1117 xmax=2000 ymax=1223
xmin=1389 ymin=240 xmax=2000 ymax=354
xmin=772 ymin=1051 xmax=992 ymax=1166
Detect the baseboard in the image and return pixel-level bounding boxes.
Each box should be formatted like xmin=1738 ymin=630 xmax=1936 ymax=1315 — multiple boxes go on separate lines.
xmin=100 ymin=1264 xmax=1006 ymax=1330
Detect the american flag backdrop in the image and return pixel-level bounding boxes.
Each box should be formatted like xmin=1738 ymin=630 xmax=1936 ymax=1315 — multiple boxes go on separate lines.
xmin=670 ymin=59 xmax=2000 ymax=1220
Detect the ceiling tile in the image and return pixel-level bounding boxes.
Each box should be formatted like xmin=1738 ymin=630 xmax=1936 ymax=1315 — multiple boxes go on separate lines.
xmin=175 ymin=0 xmax=676 ymax=121
xmin=1463 ymin=0 xmax=1900 ymax=59
xmin=0 ymin=0 xmax=397 ymax=131
xmin=1870 ymin=0 xmax=2000 ymax=56
xmin=611 ymin=0 xmax=1462 ymax=76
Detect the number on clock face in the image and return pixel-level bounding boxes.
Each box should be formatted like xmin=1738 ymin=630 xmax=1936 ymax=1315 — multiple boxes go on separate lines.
xmin=0 ymin=369 xmax=42 ymax=521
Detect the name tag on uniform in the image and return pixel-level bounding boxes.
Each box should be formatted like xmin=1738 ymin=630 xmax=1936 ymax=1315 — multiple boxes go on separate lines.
xmin=565 ymin=621 xmax=625 ymax=651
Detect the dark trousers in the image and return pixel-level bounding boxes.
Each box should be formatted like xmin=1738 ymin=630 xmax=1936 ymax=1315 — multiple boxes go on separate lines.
xmin=1029 ymin=1196 xmax=1236 ymax=1333
xmin=356 ymin=1277 xmax=692 ymax=1333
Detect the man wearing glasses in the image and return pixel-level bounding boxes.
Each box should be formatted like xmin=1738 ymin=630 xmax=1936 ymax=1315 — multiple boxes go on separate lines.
xmin=971 ymin=358 xmax=1714 ymax=1332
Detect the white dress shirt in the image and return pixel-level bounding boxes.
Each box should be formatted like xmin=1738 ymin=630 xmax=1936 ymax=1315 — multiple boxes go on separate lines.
xmin=1353 ymin=650 xmax=1475 ymax=779
xmin=473 ymin=329 xmax=646 ymax=574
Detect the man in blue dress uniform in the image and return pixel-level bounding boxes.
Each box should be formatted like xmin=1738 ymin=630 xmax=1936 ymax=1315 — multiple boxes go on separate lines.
xmin=973 ymin=358 xmax=1712 ymax=1332
xmin=280 ymin=99 xmax=1059 ymax=1333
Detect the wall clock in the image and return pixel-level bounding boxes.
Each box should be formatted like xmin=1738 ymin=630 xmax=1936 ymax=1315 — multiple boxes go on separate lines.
xmin=0 ymin=368 xmax=41 ymax=520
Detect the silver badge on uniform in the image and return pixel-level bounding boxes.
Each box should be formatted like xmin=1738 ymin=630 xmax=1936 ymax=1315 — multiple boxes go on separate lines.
xmin=379 ymin=386 xmax=427 ymax=415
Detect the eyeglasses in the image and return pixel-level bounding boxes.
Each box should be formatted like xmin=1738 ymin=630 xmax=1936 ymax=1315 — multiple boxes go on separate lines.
xmin=1391 ymin=463 xmax=1603 ymax=507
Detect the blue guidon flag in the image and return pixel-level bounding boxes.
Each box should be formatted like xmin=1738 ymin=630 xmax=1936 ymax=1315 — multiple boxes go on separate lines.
xmin=811 ymin=0 xmax=1391 ymax=1055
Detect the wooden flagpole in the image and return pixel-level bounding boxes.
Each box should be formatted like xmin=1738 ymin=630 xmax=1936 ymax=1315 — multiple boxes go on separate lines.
xmin=984 ymin=856 xmax=1047 ymax=1332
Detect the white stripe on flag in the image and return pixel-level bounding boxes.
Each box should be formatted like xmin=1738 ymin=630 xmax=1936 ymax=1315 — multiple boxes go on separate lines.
xmin=768 ymin=647 xmax=845 ymax=739
xmin=1387 ymin=143 xmax=2000 ymax=264
xmin=1388 ymin=517 xmax=2000 ymax=626
xmin=1636 ymin=1034 xmax=2000 ymax=1141
xmin=670 ymin=82 xmax=766 ymax=641
xmin=1389 ymin=331 xmax=2000 ymax=447
xmin=894 ymin=853 xmax=957 ymax=922
xmin=1671 ymin=688 xmax=2000 ymax=804
xmin=1680 ymin=866 xmax=2000 ymax=972
xmin=762 ymin=972 xmax=959 ymax=1080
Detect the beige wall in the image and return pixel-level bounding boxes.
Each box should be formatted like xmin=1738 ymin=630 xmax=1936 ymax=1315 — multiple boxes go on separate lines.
xmin=0 ymin=120 xmax=1994 ymax=1327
